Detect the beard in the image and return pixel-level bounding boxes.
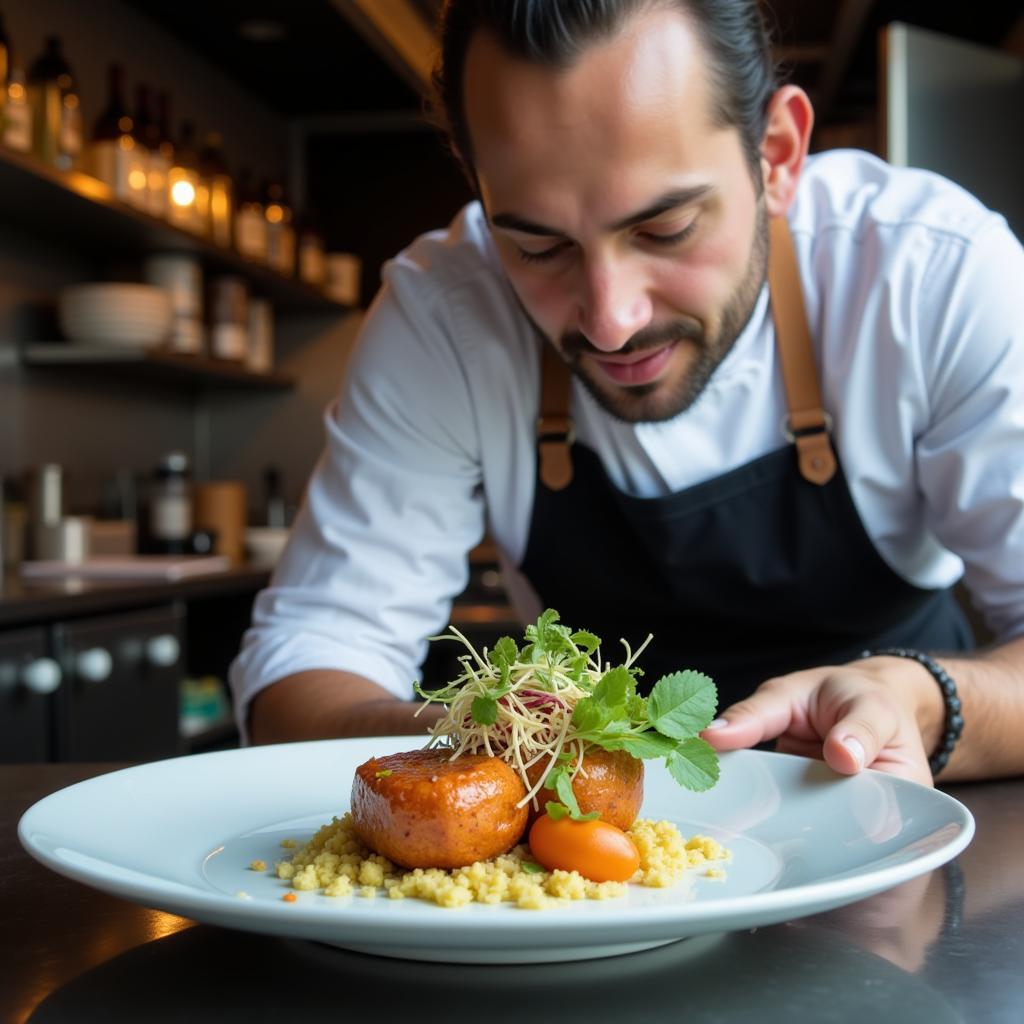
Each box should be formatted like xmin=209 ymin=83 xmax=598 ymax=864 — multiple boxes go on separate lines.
xmin=560 ymin=201 xmax=770 ymax=424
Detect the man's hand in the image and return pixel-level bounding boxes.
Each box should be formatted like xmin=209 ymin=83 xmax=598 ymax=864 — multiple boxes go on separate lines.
xmin=700 ymin=663 xmax=938 ymax=787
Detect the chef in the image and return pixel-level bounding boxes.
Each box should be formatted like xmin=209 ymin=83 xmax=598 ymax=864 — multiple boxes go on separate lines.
xmin=230 ymin=0 xmax=1024 ymax=786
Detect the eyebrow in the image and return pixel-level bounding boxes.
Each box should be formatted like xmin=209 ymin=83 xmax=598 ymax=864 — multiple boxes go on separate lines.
xmin=489 ymin=185 xmax=714 ymax=238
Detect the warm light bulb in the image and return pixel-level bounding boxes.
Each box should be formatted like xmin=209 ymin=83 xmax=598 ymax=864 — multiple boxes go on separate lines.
xmin=171 ymin=179 xmax=196 ymax=207
xmin=128 ymin=168 xmax=148 ymax=191
xmin=265 ymin=203 xmax=284 ymax=224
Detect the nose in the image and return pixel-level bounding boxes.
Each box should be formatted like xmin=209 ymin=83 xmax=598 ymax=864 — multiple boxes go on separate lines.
xmin=575 ymin=257 xmax=653 ymax=352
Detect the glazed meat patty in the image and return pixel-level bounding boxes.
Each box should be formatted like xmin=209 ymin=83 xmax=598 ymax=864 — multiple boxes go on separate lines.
xmin=526 ymin=746 xmax=644 ymax=830
xmin=351 ymin=749 xmax=529 ymax=869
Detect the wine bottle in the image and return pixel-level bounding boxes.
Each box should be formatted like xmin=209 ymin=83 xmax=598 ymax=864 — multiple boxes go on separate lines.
xmin=148 ymin=92 xmax=174 ymax=218
xmin=90 ymin=64 xmax=145 ymax=205
xmin=234 ymin=168 xmax=268 ymax=262
xmin=131 ymin=83 xmax=159 ymax=211
xmin=168 ymin=119 xmax=201 ymax=233
xmin=27 ymin=35 xmax=81 ymax=169
xmin=264 ymin=180 xmax=296 ymax=276
xmin=0 ymin=10 xmax=9 ymax=127
xmin=199 ymin=131 xmax=233 ymax=248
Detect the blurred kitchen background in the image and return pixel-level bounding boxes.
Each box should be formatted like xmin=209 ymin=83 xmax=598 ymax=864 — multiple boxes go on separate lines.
xmin=1 ymin=0 xmax=1021 ymax=764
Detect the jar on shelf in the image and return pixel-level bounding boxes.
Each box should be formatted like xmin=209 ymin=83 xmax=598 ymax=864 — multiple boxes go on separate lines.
xmin=209 ymin=276 xmax=249 ymax=361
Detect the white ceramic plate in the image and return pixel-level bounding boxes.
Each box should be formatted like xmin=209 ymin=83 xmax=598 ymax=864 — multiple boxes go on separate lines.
xmin=18 ymin=738 xmax=973 ymax=964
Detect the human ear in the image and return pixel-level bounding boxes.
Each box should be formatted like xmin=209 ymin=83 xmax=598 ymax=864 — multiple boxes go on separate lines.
xmin=759 ymin=86 xmax=814 ymax=216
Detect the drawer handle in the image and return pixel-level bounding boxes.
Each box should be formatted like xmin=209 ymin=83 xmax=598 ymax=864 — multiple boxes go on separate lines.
xmin=146 ymin=634 xmax=180 ymax=668
xmin=21 ymin=657 xmax=62 ymax=695
xmin=76 ymin=647 xmax=113 ymax=683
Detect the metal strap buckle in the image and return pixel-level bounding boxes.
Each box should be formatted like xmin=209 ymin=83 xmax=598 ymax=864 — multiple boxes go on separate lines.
xmin=781 ymin=411 xmax=833 ymax=443
xmin=536 ymin=416 xmax=576 ymax=446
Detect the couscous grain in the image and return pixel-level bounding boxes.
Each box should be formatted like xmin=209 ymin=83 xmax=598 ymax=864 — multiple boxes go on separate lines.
xmin=270 ymin=812 xmax=729 ymax=909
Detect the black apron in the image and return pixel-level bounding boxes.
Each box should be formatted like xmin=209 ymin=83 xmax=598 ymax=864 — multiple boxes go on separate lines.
xmin=519 ymin=217 xmax=972 ymax=707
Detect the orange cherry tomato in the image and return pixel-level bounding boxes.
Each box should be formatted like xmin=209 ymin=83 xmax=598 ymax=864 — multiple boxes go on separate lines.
xmin=528 ymin=814 xmax=641 ymax=883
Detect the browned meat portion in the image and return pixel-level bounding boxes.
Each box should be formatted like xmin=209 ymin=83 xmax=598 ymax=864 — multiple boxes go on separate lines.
xmin=350 ymin=749 xmax=529 ymax=869
xmin=525 ymin=746 xmax=644 ymax=830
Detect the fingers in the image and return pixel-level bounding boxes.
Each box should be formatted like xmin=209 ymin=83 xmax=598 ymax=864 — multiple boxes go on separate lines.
xmin=700 ymin=667 xmax=934 ymax=786
xmin=700 ymin=677 xmax=810 ymax=751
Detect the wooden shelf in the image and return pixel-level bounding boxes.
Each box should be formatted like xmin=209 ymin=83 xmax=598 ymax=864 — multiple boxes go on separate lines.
xmin=21 ymin=344 xmax=295 ymax=391
xmin=0 ymin=144 xmax=346 ymax=314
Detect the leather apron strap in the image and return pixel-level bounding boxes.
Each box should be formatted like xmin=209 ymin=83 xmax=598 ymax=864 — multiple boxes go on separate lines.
xmin=767 ymin=215 xmax=837 ymax=485
xmin=538 ymin=342 xmax=575 ymax=490
xmin=536 ymin=215 xmax=837 ymax=488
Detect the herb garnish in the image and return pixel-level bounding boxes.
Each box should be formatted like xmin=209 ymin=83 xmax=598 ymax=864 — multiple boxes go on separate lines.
xmin=414 ymin=609 xmax=719 ymax=819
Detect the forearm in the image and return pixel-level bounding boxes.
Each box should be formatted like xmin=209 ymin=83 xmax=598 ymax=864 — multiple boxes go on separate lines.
xmin=248 ymin=669 xmax=444 ymax=744
xmin=934 ymin=635 xmax=1024 ymax=781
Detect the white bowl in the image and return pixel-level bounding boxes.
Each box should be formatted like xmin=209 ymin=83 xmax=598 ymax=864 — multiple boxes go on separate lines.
xmin=244 ymin=527 xmax=290 ymax=567
xmin=59 ymin=284 xmax=172 ymax=348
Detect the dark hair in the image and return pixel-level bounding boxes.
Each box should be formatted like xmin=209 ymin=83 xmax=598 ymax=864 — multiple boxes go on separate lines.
xmin=431 ymin=0 xmax=779 ymax=181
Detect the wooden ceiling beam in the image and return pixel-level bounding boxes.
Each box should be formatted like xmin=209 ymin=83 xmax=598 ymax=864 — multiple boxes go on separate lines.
xmin=1003 ymin=13 xmax=1024 ymax=57
xmin=331 ymin=0 xmax=437 ymax=96
xmin=811 ymin=0 xmax=878 ymax=120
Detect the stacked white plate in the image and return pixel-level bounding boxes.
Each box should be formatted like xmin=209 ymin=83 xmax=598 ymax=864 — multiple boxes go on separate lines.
xmin=58 ymin=283 xmax=173 ymax=348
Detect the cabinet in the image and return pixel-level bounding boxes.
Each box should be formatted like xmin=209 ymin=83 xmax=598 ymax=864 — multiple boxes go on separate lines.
xmin=0 ymin=626 xmax=58 ymax=761
xmin=52 ymin=604 xmax=185 ymax=762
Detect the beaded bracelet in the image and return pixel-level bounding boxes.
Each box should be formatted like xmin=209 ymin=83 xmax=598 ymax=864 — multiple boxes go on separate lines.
xmin=857 ymin=646 xmax=964 ymax=778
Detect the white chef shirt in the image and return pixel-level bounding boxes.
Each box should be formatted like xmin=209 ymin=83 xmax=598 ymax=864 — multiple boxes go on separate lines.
xmin=229 ymin=149 xmax=1024 ymax=738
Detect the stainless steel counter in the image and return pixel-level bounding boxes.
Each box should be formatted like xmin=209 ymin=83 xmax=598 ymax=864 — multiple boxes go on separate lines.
xmin=3 ymin=764 xmax=1021 ymax=1023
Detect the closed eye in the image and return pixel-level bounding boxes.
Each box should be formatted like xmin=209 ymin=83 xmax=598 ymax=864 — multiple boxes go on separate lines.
xmin=517 ymin=242 xmax=571 ymax=265
xmin=642 ymin=221 xmax=698 ymax=247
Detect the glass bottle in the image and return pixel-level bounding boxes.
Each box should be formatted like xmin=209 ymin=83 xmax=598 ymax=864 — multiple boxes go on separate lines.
xmin=131 ymin=83 xmax=158 ymax=211
xmin=147 ymin=92 xmax=173 ymax=219
xmin=234 ymin=168 xmax=267 ymax=262
xmin=199 ymin=131 xmax=233 ymax=248
xmin=264 ymin=180 xmax=296 ymax=276
xmin=27 ymin=35 xmax=81 ymax=170
xmin=0 ymin=11 xmax=9 ymax=130
xmin=148 ymin=451 xmax=192 ymax=555
xmin=297 ymin=209 xmax=326 ymax=287
xmin=90 ymin=64 xmax=145 ymax=206
xmin=167 ymin=119 xmax=201 ymax=233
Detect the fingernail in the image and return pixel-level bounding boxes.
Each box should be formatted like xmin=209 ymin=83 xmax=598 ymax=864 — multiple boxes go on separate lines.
xmin=705 ymin=718 xmax=729 ymax=731
xmin=843 ymin=736 xmax=865 ymax=769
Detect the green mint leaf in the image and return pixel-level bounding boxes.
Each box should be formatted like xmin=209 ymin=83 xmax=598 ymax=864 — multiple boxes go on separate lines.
xmin=626 ymin=694 xmax=648 ymax=721
xmin=570 ymin=630 xmax=601 ymax=654
xmin=665 ymin=737 xmax=720 ymax=791
xmin=609 ymin=733 xmax=678 ymax=759
xmin=491 ymin=636 xmax=519 ymax=670
xmin=471 ymin=695 xmax=499 ymax=725
xmin=545 ymin=801 xmax=570 ymax=820
xmin=570 ymin=809 xmax=601 ymax=822
xmin=647 ymin=671 xmax=718 ymax=739
xmin=593 ymin=666 xmax=632 ymax=710
xmin=571 ymin=697 xmax=607 ymax=733
xmin=521 ymin=861 xmax=546 ymax=874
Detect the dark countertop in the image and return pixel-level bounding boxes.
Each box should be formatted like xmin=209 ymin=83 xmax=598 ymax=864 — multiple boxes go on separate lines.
xmin=4 ymin=763 xmax=1022 ymax=1023
xmin=0 ymin=567 xmax=272 ymax=628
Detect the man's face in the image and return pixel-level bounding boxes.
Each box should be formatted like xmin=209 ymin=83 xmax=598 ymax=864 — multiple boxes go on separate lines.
xmin=463 ymin=7 xmax=769 ymax=422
